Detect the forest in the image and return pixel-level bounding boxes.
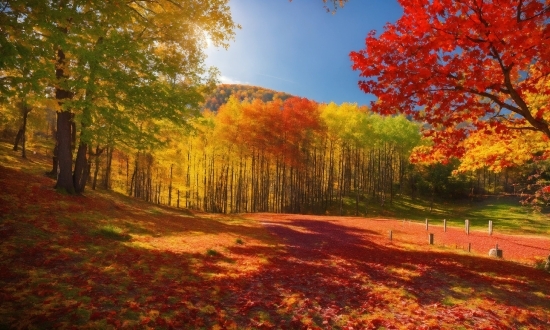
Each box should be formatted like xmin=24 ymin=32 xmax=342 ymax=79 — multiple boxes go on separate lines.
xmin=3 ymin=85 xmax=543 ymax=216
xmin=2 ymin=0 xmax=550 ymax=215
xmin=1 ymin=0 xmax=550 ymax=329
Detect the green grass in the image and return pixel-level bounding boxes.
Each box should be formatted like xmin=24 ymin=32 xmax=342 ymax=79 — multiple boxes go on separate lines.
xmin=335 ymin=194 xmax=550 ymax=235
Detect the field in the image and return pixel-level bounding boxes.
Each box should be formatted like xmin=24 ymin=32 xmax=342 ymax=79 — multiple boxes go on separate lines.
xmin=1 ymin=142 xmax=549 ymax=329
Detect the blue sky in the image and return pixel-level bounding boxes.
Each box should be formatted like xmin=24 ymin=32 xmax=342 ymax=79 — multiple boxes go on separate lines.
xmin=205 ymin=0 xmax=403 ymax=106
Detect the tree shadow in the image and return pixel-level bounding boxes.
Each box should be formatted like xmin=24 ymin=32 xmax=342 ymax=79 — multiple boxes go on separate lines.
xmin=3 ymin=159 xmax=549 ymax=328
xmin=3 ymin=210 xmax=549 ymax=329
xmin=218 ymin=217 xmax=550 ymax=327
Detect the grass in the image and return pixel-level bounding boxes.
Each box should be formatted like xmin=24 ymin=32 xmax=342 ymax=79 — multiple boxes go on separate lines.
xmin=335 ymin=193 xmax=550 ymax=235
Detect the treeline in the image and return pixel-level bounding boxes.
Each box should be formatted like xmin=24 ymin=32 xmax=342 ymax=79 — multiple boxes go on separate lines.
xmin=2 ymin=1 xmax=546 ymax=214
xmin=98 ymin=97 xmax=420 ymax=214
xmin=84 ymin=96 xmax=526 ymax=215
xmin=3 ymin=93 xmax=537 ymax=214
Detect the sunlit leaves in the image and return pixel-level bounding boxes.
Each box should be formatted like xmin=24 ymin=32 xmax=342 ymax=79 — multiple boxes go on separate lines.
xmin=351 ymin=0 xmax=550 ymax=163
xmin=458 ymin=128 xmax=549 ymax=173
xmin=215 ymin=96 xmax=323 ymax=166
xmin=1 ymin=0 xmax=238 ymax=192
xmin=321 ymin=102 xmax=420 ymax=153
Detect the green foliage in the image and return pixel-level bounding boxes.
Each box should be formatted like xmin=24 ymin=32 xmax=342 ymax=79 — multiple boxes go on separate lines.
xmin=415 ymin=161 xmax=471 ymax=199
xmin=320 ymin=102 xmax=420 ymax=154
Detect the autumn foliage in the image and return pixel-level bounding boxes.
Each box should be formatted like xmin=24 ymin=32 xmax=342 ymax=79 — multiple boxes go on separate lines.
xmin=203 ymin=84 xmax=294 ymax=112
xmin=351 ymin=0 xmax=550 ymax=163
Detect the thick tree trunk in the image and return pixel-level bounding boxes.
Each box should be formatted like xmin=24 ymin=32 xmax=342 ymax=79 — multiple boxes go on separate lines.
xmin=55 ymin=111 xmax=75 ymax=194
xmin=54 ymin=43 xmax=76 ymax=193
xmin=73 ymin=142 xmax=88 ymax=193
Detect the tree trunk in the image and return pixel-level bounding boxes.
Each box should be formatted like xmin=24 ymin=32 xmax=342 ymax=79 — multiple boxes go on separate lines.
xmin=13 ymin=104 xmax=31 ymax=158
xmin=73 ymin=142 xmax=89 ymax=193
xmin=48 ymin=144 xmax=59 ymax=178
xmin=92 ymin=157 xmax=100 ymax=190
xmin=103 ymin=146 xmax=113 ymax=190
xmin=90 ymin=145 xmax=104 ymax=190
xmin=13 ymin=129 xmax=23 ymax=152
xmin=54 ymin=44 xmax=76 ymax=193
xmin=55 ymin=111 xmax=75 ymax=194
xmin=168 ymin=164 xmax=173 ymax=206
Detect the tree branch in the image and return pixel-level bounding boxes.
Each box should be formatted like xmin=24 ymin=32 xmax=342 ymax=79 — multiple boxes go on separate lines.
xmin=516 ymin=0 xmax=524 ymax=22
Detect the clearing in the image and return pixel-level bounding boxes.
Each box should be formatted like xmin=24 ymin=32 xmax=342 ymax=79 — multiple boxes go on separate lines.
xmin=0 ymin=142 xmax=549 ymax=329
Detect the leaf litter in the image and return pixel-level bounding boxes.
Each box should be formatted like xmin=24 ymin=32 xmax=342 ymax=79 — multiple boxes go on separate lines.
xmin=1 ymin=165 xmax=549 ymax=329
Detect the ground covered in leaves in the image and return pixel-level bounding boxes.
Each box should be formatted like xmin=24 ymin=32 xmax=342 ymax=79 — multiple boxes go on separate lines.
xmin=1 ymin=151 xmax=549 ymax=329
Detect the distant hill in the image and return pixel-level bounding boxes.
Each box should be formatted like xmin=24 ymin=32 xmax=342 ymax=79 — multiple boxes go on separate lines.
xmin=202 ymin=84 xmax=295 ymax=112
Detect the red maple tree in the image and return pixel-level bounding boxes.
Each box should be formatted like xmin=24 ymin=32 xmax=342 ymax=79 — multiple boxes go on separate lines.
xmin=350 ymin=0 xmax=550 ymax=160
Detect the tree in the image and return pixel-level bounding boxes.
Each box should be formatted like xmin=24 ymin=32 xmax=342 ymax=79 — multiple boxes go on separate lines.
xmin=1 ymin=1 xmax=51 ymax=158
xmin=4 ymin=0 xmax=237 ymax=194
xmin=350 ymin=0 xmax=550 ymax=162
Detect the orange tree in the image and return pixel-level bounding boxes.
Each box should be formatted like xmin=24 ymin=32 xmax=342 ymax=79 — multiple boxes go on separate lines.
xmin=350 ymin=0 xmax=550 ymax=162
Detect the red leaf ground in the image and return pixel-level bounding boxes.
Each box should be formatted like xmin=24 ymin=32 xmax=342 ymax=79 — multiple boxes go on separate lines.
xmin=1 ymin=153 xmax=549 ymax=329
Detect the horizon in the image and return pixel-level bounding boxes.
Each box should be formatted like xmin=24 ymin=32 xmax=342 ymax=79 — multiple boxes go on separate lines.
xmin=205 ymin=0 xmax=403 ymax=106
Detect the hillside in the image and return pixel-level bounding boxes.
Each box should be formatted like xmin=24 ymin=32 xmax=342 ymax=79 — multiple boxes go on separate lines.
xmin=1 ymin=141 xmax=550 ymax=328
xmin=202 ymin=84 xmax=295 ymax=112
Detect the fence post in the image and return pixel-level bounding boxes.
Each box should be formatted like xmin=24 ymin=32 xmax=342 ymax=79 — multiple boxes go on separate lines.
xmin=389 ymin=230 xmax=393 ymax=241
xmin=425 ymin=218 xmax=429 ymax=231
xmin=488 ymin=220 xmax=493 ymax=236
xmin=429 ymin=233 xmax=434 ymax=245
xmin=465 ymin=219 xmax=470 ymax=235
xmin=443 ymin=219 xmax=447 ymax=232
xmin=490 ymin=243 xmax=503 ymax=258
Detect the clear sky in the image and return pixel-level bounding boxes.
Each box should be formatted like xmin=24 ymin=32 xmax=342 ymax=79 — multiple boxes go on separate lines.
xmin=205 ymin=0 xmax=403 ymax=106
